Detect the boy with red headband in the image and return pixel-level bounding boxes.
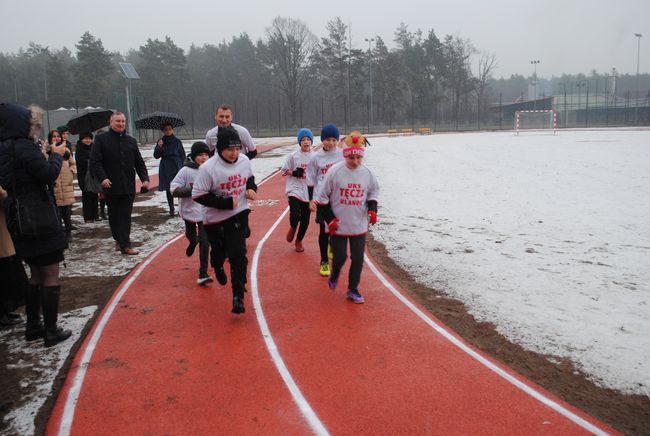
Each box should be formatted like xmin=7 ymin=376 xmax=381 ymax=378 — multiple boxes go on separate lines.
xmin=314 ymin=131 xmax=379 ymax=304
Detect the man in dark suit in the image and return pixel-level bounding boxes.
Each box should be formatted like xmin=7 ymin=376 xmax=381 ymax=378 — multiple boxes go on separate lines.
xmin=90 ymin=112 xmax=149 ymax=255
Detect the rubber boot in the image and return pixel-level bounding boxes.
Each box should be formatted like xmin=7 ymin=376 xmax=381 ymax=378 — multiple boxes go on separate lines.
xmin=25 ymin=284 xmax=44 ymax=341
xmin=41 ymin=285 xmax=72 ymax=347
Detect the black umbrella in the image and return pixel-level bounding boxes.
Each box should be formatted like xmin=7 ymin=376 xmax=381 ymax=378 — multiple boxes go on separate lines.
xmin=67 ymin=109 xmax=114 ymax=134
xmin=134 ymin=111 xmax=185 ymax=130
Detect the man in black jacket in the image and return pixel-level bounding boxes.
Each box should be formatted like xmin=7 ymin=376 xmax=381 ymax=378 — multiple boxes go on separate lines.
xmin=90 ymin=112 xmax=149 ymax=255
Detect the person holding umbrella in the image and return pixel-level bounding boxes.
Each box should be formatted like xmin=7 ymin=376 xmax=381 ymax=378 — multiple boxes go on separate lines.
xmin=75 ymin=132 xmax=99 ymax=222
xmin=90 ymin=112 xmax=149 ymax=255
xmin=154 ymin=122 xmax=185 ymax=217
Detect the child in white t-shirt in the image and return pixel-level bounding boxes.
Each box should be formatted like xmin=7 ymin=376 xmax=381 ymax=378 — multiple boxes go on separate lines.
xmin=314 ymin=131 xmax=379 ymax=304
xmin=307 ymin=123 xmax=344 ymax=277
xmin=281 ymin=128 xmax=313 ymax=252
xmin=170 ymin=142 xmax=212 ymax=285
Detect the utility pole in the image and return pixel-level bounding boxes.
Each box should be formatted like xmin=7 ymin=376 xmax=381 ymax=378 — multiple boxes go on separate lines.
xmin=365 ymin=37 xmax=375 ymax=134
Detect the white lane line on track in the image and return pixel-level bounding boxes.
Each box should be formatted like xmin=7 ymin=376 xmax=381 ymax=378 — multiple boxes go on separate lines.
xmin=251 ymin=173 xmax=329 ymax=435
xmin=364 ymin=255 xmax=610 ymax=436
xmin=57 ymin=234 xmax=184 ymax=436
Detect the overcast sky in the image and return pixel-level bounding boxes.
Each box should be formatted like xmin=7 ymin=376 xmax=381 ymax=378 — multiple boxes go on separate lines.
xmin=1 ymin=0 xmax=648 ymax=79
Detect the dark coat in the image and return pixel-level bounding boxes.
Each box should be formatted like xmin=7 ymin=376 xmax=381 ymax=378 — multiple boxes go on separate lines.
xmin=0 ymin=103 xmax=67 ymax=260
xmin=89 ymin=129 xmax=149 ymax=195
xmin=153 ymin=134 xmax=185 ymax=191
xmin=75 ymin=140 xmax=92 ymax=192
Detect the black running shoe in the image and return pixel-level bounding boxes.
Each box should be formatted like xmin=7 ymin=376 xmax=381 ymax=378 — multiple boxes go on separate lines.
xmin=216 ymin=267 xmax=228 ymax=285
xmin=232 ymin=297 xmax=245 ymax=314
xmin=185 ymin=240 xmax=197 ymax=257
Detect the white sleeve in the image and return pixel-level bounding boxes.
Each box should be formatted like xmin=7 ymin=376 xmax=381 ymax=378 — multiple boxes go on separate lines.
xmin=306 ymin=155 xmax=317 ymax=187
xmin=170 ymin=168 xmax=186 ymax=193
xmin=367 ymin=171 xmax=380 ymax=203
xmin=281 ymin=153 xmax=293 ymax=172
xmin=205 ymin=127 xmax=217 ymax=152
xmin=313 ymin=168 xmax=333 ymax=205
xmin=237 ymin=125 xmax=255 ymax=153
xmin=192 ymin=164 xmax=212 ymax=199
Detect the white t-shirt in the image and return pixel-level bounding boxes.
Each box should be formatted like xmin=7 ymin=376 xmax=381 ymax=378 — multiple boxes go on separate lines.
xmin=306 ymin=147 xmax=344 ymax=193
xmin=170 ymin=165 xmax=206 ymax=223
xmin=281 ymin=148 xmax=312 ymax=202
xmin=192 ymin=155 xmax=253 ymax=224
xmin=205 ymin=123 xmax=256 ymax=155
xmin=314 ymin=161 xmax=379 ymax=236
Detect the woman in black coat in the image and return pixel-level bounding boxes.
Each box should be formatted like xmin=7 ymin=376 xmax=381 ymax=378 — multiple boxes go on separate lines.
xmin=0 ymin=102 xmax=72 ymax=347
xmin=75 ymin=132 xmax=99 ymax=222
xmin=153 ymin=123 xmax=185 ymax=216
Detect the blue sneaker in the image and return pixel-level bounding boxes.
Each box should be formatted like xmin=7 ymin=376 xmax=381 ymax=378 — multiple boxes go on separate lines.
xmin=327 ymin=277 xmax=338 ymax=290
xmin=346 ymin=289 xmax=365 ymax=304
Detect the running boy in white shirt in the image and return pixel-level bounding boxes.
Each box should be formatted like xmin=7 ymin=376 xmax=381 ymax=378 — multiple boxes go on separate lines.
xmin=307 ymin=123 xmax=343 ymax=277
xmin=314 ymin=131 xmax=379 ymax=304
xmin=170 ymin=141 xmax=213 ymax=286
xmin=281 ymin=128 xmax=313 ymax=253
xmin=192 ymin=127 xmax=257 ymax=314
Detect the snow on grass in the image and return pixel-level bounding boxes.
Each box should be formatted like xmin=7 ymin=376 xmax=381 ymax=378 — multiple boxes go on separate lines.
xmin=367 ymin=129 xmax=650 ymax=395
xmin=1 ymin=306 xmax=97 ymax=435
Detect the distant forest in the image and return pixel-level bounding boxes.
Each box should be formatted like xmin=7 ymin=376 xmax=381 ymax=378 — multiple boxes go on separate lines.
xmin=1 ymin=17 xmax=648 ymax=134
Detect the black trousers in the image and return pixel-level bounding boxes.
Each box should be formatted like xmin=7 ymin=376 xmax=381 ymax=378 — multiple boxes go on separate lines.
xmin=204 ymin=212 xmax=249 ymax=298
xmin=81 ymin=191 xmax=99 ymax=221
xmin=288 ymin=197 xmax=311 ymax=241
xmin=184 ymin=220 xmax=209 ymax=276
xmin=59 ymin=205 xmax=72 ymax=234
xmin=104 ymin=193 xmax=135 ymax=249
xmin=329 ymin=234 xmax=367 ymax=291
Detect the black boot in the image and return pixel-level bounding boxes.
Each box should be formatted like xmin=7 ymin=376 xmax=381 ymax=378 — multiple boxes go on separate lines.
xmin=25 ymin=284 xmax=44 ymax=341
xmin=41 ymin=285 xmax=72 ymax=347
xmin=99 ymin=201 xmax=107 ymax=220
xmin=231 ymin=288 xmax=245 ymax=314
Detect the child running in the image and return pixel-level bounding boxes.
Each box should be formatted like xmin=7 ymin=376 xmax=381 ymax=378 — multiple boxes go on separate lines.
xmin=281 ymin=128 xmax=313 ymax=252
xmin=314 ymin=131 xmax=379 ymax=304
xmin=170 ymin=141 xmax=213 ymax=286
xmin=307 ymin=123 xmax=344 ymax=277
xmin=192 ymin=126 xmax=257 ymax=314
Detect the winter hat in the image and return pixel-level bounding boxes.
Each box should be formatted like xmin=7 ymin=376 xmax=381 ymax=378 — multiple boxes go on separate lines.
xmin=79 ymin=132 xmax=94 ymax=140
xmin=190 ymin=141 xmax=210 ymax=159
xmin=342 ymin=130 xmax=368 ymax=158
xmin=297 ymin=128 xmax=313 ymax=145
xmin=56 ymin=125 xmax=69 ymax=133
xmin=216 ymin=126 xmax=241 ymax=154
xmin=320 ymin=123 xmax=340 ymax=141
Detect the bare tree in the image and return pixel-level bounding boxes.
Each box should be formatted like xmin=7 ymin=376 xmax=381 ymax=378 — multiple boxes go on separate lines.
xmin=476 ymin=52 xmax=497 ymax=128
xmin=264 ymin=16 xmax=319 ymax=126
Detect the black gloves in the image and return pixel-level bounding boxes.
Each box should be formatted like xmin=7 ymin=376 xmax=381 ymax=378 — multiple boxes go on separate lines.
xmin=291 ymin=167 xmax=305 ymax=178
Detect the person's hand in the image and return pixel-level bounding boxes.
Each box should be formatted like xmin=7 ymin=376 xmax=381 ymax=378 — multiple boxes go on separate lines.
xmin=291 ymin=167 xmax=304 ymax=178
xmin=232 ymin=196 xmax=238 ymax=209
xmin=101 ymin=179 xmax=112 ymax=189
xmin=142 ymin=181 xmax=150 ymax=190
xmin=368 ymin=210 xmax=377 ymax=225
xmin=50 ymin=143 xmax=67 ymax=156
xmin=327 ymin=218 xmax=340 ymax=235
xmin=246 ymin=189 xmax=256 ymax=201
xmin=157 ymin=139 xmax=163 ymax=146
xmin=309 ymin=200 xmax=316 ymax=212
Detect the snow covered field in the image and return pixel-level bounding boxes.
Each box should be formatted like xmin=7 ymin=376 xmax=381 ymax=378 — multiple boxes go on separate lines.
xmin=366 ymin=129 xmax=650 ymax=396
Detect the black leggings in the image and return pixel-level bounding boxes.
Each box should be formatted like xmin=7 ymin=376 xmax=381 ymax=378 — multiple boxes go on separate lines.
xmin=59 ymin=205 xmax=72 ymax=234
xmin=288 ymin=197 xmax=311 ymax=241
xmin=329 ymin=234 xmax=367 ymax=291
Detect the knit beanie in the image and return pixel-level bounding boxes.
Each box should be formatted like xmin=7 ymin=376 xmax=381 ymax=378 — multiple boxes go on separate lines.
xmin=320 ymin=123 xmax=340 ymax=141
xmin=190 ymin=141 xmax=210 ymax=159
xmin=216 ymin=126 xmax=241 ymax=154
xmin=79 ymin=132 xmax=94 ymax=140
xmin=297 ymin=128 xmax=313 ymax=145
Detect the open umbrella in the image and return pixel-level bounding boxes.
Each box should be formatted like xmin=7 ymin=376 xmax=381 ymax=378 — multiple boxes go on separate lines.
xmin=67 ymin=109 xmax=114 ymax=134
xmin=134 ymin=111 xmax=185 ymax=130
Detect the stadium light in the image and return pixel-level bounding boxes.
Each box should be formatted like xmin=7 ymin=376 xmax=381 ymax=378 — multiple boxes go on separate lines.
xmin=530 ymin=60 xmax=540 ymax=99
xmin=634 ymin=33 xmax=642 ymax=124
xmin=118 ymin=62 xmax=140 ymax=134
xmin=365 ymin=37 xmax=375 ymax=134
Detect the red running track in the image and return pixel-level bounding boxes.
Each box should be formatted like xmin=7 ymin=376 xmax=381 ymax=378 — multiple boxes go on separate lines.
xmin=48 ymin=166 xmax=617 ymax=435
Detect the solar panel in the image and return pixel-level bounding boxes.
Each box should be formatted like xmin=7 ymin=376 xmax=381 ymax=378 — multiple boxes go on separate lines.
xmin=119 ymin=62 xmax=140 ymax=80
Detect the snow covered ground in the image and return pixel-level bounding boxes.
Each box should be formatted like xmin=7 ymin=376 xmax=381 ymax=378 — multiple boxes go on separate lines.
xmin=366 ymin=129 xmax=650 ymax=396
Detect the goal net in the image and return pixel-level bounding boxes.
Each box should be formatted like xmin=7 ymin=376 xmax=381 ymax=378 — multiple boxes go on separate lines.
xmin=514 ymin=110 xmax=557 ymax=134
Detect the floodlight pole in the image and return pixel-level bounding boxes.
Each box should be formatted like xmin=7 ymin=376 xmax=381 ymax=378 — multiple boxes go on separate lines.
xmin=634 ymin=33 xmax=642 ymax=124
xmin=125 ymin=79 xmax=134 ymax=134
xmin=365 ymin=37 xmax=375 ymax=134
